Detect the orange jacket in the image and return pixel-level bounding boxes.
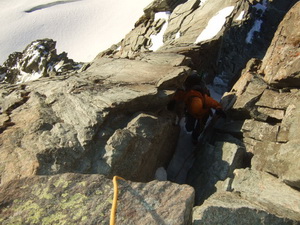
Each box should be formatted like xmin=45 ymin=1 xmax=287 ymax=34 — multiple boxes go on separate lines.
xmin=172 ymin=89 xmax=222 ymax=120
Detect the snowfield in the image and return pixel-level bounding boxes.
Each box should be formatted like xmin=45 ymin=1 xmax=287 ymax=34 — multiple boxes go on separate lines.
xmin=0 ymin=0 xmax=153 ymax=64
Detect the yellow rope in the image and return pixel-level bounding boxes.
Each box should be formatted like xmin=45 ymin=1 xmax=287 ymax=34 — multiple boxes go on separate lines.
xmin=110 ymin=176 xmax=125 ymax=225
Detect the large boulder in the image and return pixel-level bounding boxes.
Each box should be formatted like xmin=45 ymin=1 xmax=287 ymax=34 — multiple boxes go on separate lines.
xmin=0 ymin=173 xmax=195 ymax=224
xmin=232 ymin=169 xmax=300 ymax=221
xmin=193 ymin=192 xmax=297 ymax=225
xmin=102 ymin=113 xmax=179 ymax=182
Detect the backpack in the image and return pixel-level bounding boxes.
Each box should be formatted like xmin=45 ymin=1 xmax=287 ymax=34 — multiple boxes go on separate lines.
xmin=184 ymin=72 xmax=210 ymax=96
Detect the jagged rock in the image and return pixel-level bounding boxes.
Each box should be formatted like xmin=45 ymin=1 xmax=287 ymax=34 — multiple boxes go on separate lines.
xmin=260 ymin=1 xmax=300 ymax=87
xmin=163 ymin=0 xmax=239 ymax=45
xmin=0 ymin=173 xmax=195 ymax=224
xmin=103 ymin=0 xmax=297 ymax=92
xmin=144 ymin=0 xmax=187 ymax=16
xmin=242 ymin=119 xmax=280 ymax=142
xmin=186 ymin=2 xmax=300 ymax=222
xmin=0 ymin=39 xmax=82 ymax=84
xmin=0 ymin=52 xmax=190 ymax=185
xmin=163 ymin=0 xmax=201 ymax=42
xmin=193 ymin=192 xmax=298 ymax=225
xmin=1 ymin=0 xmax=300 ymax=224
xmin=230 ymin=73 xmax=268 ymax=119
xmin=232 ymin=169 xmax=300 ymax=221
xmin=221 ymin=3 xmax=300 ymax=188
xmin=251 ymin=103 xmax=300 ymax=189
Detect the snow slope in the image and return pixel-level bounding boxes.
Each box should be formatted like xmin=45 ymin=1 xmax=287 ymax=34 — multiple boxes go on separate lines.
xmin=0 ymin=0 xmax=153 ymax=64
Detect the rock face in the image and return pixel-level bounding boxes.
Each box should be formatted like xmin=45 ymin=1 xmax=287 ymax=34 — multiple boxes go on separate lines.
xmin=102 ymin=0 xmax=297 ymax=92
xmin=189 ymin=2 xmax=300 ymax=223
xmin=193 ymin=192 xmax=297 ymax=225
xmin=0 ymin=52 xmax=189 ymax=185
xmin=232 ymin=169 xmax=300 ymax=221
xmin=0 ymin=0 xmax=300 ymax=224
xmin=260 ymin=2 xmax=300 ymax=87
xmin=0 ymin=173 xmax=195 ymax=224
xmin=0 ymin=39 xmax=82 ymax=84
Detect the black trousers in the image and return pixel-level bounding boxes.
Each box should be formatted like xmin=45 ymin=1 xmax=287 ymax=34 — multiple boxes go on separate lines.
xmin=185 ymin=113 xmax=209 ymax=141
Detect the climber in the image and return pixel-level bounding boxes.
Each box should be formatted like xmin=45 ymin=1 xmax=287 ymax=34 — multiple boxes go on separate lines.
xmin=183 ymin=70 xmax=212 ymax=142
xmin=168 ymin=88 xmax=226 ymax=144
xmin=167 ymin=71 xmax=210 ymax=125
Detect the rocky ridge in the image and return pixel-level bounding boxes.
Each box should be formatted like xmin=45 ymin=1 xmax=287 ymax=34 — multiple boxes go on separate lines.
xmin=0 ymin=0 xmax=299 ymax=224
xmin=0 ymin=39 xmax=83 ymax=84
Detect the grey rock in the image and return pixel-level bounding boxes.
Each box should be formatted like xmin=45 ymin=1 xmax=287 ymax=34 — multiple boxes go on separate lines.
xmin=163 ymin=0 xmax=200 ymax=42
xmin=256 ymin=89 xmax=300 ymax=110
xmin=241 ymin=119 xmax=280 ymax=142
xmin=0 ymin=173 xmax=195 ymax=225
xmin=277 ymin=100 xmax=300 ymax=142
xmin=250 ymin=100 xmax=300 ymax=189
xmin=0 ymin=39 xmax=82 ymax=84
xmin=187 ymin=141 xmax=246 ymax=204
xmin=230 ymin=73 xmax=268 ymax=119
xmin=0 ymin=52 xmax=189 ymax=185
xmin=101 ymin=113 xmax=179 ymax=182
xmin=232 ymin=168 xmax=300 ymax=221
xmin=193 ymin=192 xmax=298 ymax=225
xmin=260 ymin=2 xmax=300 ymax=87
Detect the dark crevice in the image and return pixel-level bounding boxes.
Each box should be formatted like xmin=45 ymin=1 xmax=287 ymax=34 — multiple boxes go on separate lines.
xmin=242 ymin=152 xmax=253 ymax=169
xmin=265 ymin=116 xmax=281 ymax=125
xmin=0 ymin=92 xmax=30 ymax=134
xmin=289 ymin=185 xmax=300 ymax=192
xmin=266 ymin=171 xmax=279 ymax=178
xmin=6 ymin=92 xmax=30 ymax=115
xmin=0 ymin=120 xmax=15 ymax=134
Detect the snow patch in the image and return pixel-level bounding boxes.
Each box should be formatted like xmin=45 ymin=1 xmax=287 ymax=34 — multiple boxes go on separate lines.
xmin=253 ymin=0 xmax=267 ymax=12
xmin=199 ymin=0 xmax=208 ymax=7
xmin=246 ymin=20 xmax=263 ymax=44
xmin=0 ymin=0 xmax=153 ymax=64
xmin=245 ymin=0 xmax=268 ymax=44
xmin=235 ymin=10 xmax=245 ymax=21
xmin=195 ymin=6 xmax=235 ymax=43
xmin=17 ymin=71 xmax=42 ymax=84
xmin=175 ymin=31 xmax=180 ymax=39
xmin=207 ymin=84 xmax=222 ymax=102
xmin=149 ymin=12 xmax=171 ymax=51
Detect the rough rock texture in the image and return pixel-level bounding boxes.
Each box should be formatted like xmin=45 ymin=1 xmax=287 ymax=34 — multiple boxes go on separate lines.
xmin=0 ymin=173 xmax=195 ymax=225
xmin=1 ymin=0 xmax=300 ymax=224
xmin=190 ymin=2 xmax=300 ymax=223
xmin=187 ymin=141 xmax=246 ymax=204
xmin=0 ymin=52 xmax=190 ymax=185
xmin=102 ymin=113 xmax=179 ymax=182
xmin=232 ymin=169 xmax=300 ymax=221
xmin=217 ymin=3 xmax=300 ymax=190
xmin=101 ymin=0 xmax=297 ymax=92
xmin=193 ymin=192 xmax=298 ymax=225
xmin=260 ymin=1 xmax=300 ymax=87
xmin=0 ymin=39 xmax=83 ymax=84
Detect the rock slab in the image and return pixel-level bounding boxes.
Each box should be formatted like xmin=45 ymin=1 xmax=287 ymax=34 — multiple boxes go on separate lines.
xmin=0 ymin=173 xmax=195 ymax=225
